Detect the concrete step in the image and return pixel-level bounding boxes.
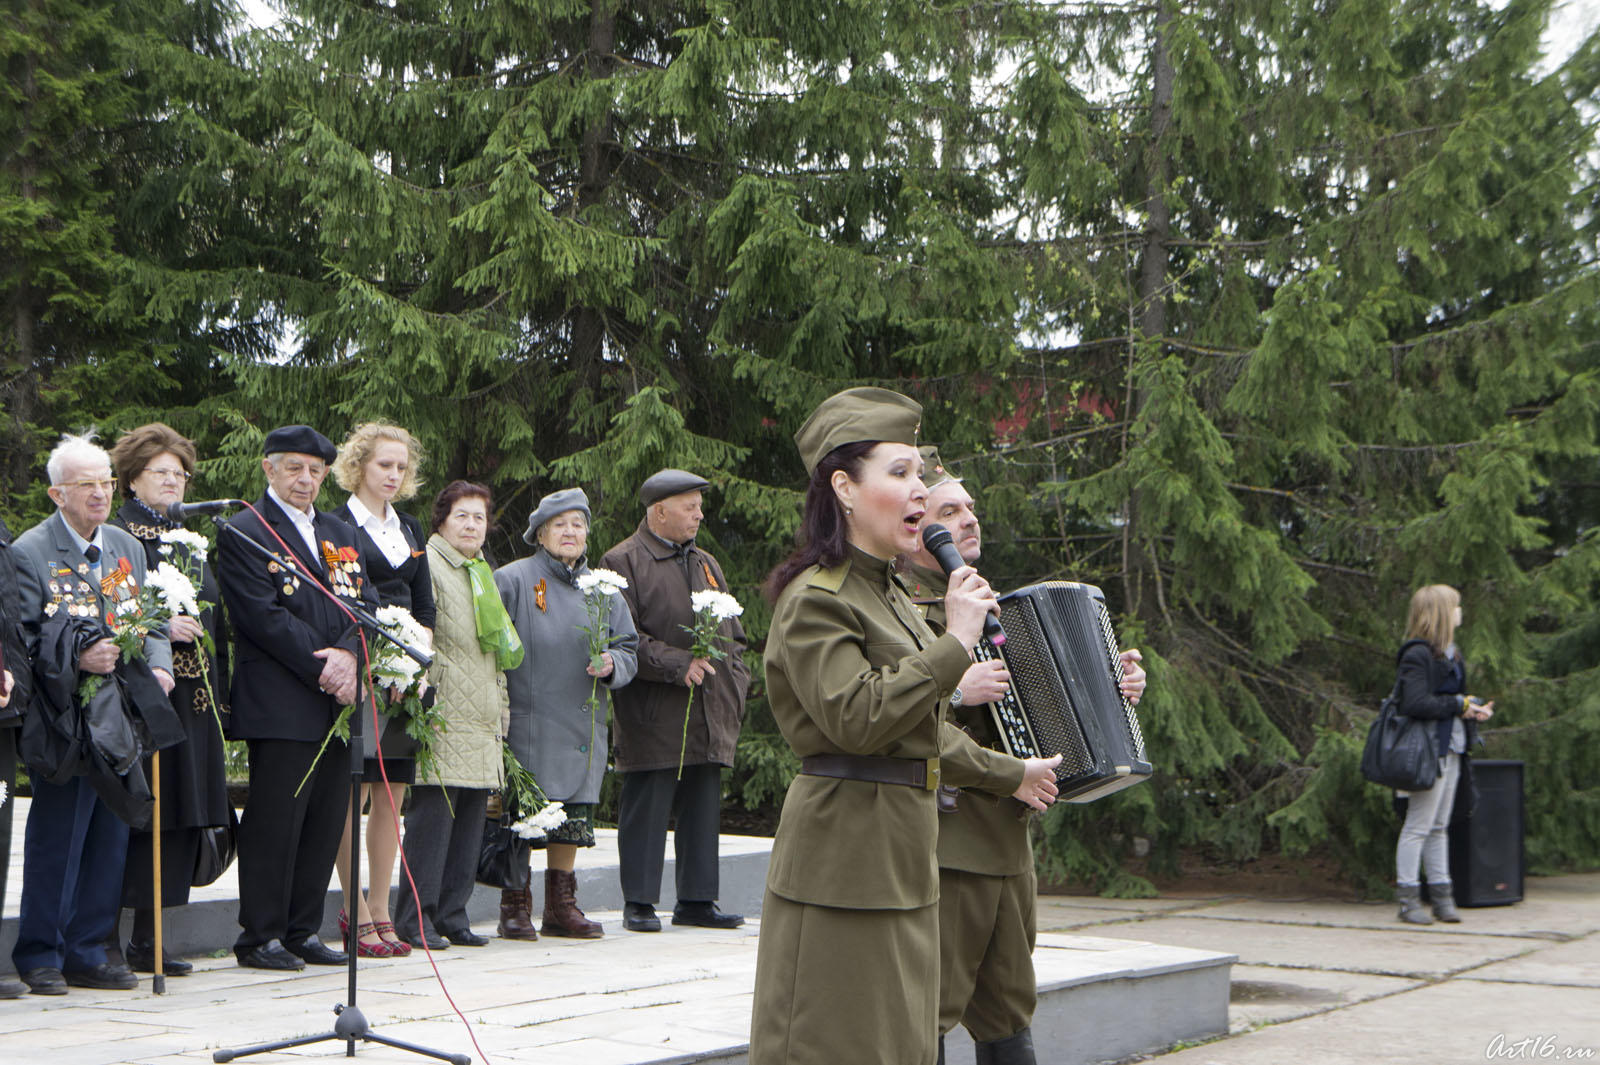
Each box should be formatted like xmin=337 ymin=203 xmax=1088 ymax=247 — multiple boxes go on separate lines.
xmin=1 ymin=798 xmax=1234 ymax=1064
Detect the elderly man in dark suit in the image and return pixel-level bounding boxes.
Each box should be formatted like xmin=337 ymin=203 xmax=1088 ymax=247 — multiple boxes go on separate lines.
xmin=600 ymin=469 xmax=750 ymax=933
xmin=220 ymin=425 xmax=378 ymax=970
xmin=9 ymin=434 xmax=174 ymax=994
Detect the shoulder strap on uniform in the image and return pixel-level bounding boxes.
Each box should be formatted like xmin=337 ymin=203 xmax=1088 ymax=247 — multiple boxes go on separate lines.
xmin=804 ymin=560 xmax=851 ymax=593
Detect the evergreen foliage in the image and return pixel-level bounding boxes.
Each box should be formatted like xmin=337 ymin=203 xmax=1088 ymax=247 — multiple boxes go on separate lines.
xmin=3 ymin=0 xmax=1598 ymax=890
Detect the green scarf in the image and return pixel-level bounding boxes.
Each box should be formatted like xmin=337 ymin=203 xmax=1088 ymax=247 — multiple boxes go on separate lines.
xmin=462 ymin=556 xmax=524 ymax=670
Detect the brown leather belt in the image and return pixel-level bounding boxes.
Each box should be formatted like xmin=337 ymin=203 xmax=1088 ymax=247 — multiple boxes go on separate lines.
xmin=801 ymin=754 xmax=941 ymax=791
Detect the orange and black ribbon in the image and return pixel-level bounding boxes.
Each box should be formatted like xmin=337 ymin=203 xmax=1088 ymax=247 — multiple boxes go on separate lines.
xmin=100 ymin=556 xmax=133 ymax=596
xmin=702 ymin=560 xmax=719 ymax=590
xmin=535 ymin=578 xmax=547 ymax=612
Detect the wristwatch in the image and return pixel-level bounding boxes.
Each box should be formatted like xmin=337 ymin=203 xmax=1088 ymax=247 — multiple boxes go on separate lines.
xmin=949 ymin=687 xmax=965 ymax=707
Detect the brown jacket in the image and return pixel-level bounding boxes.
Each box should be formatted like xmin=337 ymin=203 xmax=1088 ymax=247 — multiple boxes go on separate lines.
xmin=600 ymin=519 xmax=750 ymax=773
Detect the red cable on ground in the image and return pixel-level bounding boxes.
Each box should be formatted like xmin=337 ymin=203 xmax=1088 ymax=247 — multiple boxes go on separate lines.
xmin=234 ymin=500 xmax=495 ymax=1065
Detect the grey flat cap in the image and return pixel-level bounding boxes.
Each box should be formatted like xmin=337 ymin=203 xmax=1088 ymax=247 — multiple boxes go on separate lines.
xmin=524 ymin=487 xmax=592 ymax=545
xmin=639 ymin=468 xmax=711 ymax=507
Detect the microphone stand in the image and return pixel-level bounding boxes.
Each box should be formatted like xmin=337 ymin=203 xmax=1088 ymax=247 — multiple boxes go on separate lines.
xmin=209 ymin=513 xmax=467 ymax=1065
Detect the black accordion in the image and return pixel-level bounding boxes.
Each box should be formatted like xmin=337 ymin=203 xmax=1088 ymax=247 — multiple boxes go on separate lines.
xmin=973 ymin=581 xmax=1152 ymax=802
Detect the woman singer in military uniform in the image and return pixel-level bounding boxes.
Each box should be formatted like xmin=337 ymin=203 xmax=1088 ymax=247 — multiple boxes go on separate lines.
xmin=750 ymin=387 xmax=1061 ymax=1065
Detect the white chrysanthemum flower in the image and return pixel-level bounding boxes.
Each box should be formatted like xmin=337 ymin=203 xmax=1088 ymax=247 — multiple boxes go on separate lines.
xmin=373 ymin=605 xmax=430 ymax=686
xmin=576 ymin=568 xmax=628 ymax=597
xmin=690 ymin=589 xmax=743 ymax=621
xmin=158 ymin=529 xmax=211 ymax=563
xmin=530 ymin=801 xmax=567 ymax=833
xmin=0 ymin=779 xmax=8 ymax=808
xmin=146 ymin=562 xmax=201 ymax=617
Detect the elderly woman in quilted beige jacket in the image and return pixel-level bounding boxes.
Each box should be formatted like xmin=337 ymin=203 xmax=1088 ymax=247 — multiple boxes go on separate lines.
xmin=393 ymin=481 xmax=515 ymax=950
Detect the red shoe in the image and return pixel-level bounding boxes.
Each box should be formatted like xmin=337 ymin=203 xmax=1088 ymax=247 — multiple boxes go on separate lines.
xmin=355 ymin=922 xmax=398 ymax=958
xmin=375 ymin=921 xmax=412 ymax=956
xmin=338 ymin=909 xmax=350 ymax=941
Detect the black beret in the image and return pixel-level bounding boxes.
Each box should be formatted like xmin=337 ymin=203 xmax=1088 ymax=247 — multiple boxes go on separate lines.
xmin=262 ymin=424 xmax=337 ymax=465
xmin=639 ymin=468 xmax=711 ymax=507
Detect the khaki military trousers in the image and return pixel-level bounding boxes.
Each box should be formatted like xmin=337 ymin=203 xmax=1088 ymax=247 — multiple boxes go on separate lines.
xmin=750 ymin=889 xmax=939 ymax=1065
xmin=936 ymin=864 xmax=1038 ymax=1041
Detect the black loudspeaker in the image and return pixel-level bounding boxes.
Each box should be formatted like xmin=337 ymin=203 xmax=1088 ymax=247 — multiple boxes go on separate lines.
xmin=1449 ymin=759 xmax=1524 ymax=907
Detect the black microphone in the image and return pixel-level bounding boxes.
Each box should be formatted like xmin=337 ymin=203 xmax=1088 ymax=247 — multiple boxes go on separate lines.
xmin=166 ymin=498 xmax=244 ymax=522
xmin=921 ymin=523 xmax=1005 ymax=646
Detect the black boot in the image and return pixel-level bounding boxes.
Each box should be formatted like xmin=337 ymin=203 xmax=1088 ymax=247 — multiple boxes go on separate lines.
xmin=973 ymin=1027 xmax=1037 ymax=1065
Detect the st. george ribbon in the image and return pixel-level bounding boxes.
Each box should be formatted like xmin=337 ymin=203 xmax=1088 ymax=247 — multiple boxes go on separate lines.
xmin=920 ymin=523 xmax=1005 ymax=646
xmin=165 ymin=498 xmax=245 ymax=522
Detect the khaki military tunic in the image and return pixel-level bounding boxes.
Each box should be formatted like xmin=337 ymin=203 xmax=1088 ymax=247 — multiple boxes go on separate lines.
xmin=906 ymin=563 xmax=1040 ymax=1042
xmin=751 ymin=547 xmax=971 ymax=1065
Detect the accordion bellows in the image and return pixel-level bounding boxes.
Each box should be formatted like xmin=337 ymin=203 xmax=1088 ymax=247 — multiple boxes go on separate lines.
xmin=976 ymin=581 xmax=1153 ymax=803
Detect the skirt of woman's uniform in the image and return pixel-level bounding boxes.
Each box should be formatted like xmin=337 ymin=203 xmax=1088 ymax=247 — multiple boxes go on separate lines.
xmin=749 ymin=888 xmax=939 ymax=1065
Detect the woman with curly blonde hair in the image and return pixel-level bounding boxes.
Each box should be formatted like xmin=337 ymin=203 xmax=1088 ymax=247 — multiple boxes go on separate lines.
xmin=329 ymin=422 xmax=434 ymax=957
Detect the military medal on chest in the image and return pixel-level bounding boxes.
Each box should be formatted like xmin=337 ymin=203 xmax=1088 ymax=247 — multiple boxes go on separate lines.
xmin=321 ymin=539 xmax=363 ymax=599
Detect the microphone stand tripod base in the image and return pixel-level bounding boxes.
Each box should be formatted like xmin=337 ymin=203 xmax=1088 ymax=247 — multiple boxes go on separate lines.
xmin=212 ymin=1004 xmax=471 ymax=1065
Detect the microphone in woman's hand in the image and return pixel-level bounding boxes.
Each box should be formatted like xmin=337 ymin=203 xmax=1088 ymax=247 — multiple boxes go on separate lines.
xmin=921 ymin=524 xmax=1005 ymax=646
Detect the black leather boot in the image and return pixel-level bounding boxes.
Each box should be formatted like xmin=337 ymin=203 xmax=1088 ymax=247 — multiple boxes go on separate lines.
xmin=973 ymin=1027 xmax=1037 ymax=1065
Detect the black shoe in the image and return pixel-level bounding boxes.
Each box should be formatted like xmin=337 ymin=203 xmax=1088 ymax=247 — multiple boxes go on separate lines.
xmin=63 ymin=962 xmax=139 ymax=990
xmin=236 ymin=939 xmax=306 ymax=971
xmin=405 ymin=928 xmax=450 ymax=951
xmin=442 ymin=928 xmax=489 ymax=947
xmin=623 ymin=902 xmax=661 ymax=932
xmin=0 ymin=977 xmax=26 ymax=999
xmin=125 ymin=940 xmax=193 ymax=977
xmin=19 ymin=967 xmax=68 ymax=995
xmin=671 ymin=901 xmax=744 ymax=929
xmin=286 ymin=935 xmax=347 ymax=966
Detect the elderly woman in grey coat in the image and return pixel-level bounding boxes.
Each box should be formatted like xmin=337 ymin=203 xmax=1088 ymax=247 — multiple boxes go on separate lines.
xmin=496 ymin=487 xmax=638 ymax=939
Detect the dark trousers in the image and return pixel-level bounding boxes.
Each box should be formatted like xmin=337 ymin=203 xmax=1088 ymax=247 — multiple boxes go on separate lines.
xmin=11 ymin=773 xmax=130 ymax=973
xmin=617 ymin=764 xmax=722 ymax=906
xmin=394 ymin=785 xmax=488 ymax=940
xmin=235 ymin=737 xmax=347 ymax=950
xmin=0 ymin=726 xmax=14 ymax=934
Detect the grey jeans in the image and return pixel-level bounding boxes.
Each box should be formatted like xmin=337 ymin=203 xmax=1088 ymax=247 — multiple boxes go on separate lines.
xmin=1395 ymin=751 xmax=1462 ymax=886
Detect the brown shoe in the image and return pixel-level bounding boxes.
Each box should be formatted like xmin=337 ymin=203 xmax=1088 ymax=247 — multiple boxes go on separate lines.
xmin=542 ymin=869 xmax=603 ymax=939
xmin=497 ymin=888 xmax=539 ymax=941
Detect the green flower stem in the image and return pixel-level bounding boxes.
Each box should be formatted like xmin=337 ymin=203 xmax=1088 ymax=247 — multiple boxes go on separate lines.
xmin=678 ymin=682 xmax=696 ymax=780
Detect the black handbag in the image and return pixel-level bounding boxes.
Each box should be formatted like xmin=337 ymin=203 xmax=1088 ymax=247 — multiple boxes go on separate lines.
xmin=476 ymin=811 xmax=535 ymax=890
xmin=1361 ymin=685 xmax=1440 ymax=791
xmin=193 ymin=805 xmax=240 ymax=887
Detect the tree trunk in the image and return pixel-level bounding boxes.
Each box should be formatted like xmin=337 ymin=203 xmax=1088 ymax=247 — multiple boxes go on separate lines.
xmin=1123 ymin=2 xmax=1174 ymax=622
xmin=570 ymin=0 xmax=619 ymax=406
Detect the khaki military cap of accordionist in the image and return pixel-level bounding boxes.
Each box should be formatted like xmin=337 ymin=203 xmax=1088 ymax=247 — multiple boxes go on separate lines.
xmin=917 ymin=446 xmax=960 ymax=491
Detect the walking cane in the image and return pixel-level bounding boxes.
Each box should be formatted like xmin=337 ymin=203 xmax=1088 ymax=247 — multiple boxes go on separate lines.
xmin=152 ymin=749 xmax=165 ymax=995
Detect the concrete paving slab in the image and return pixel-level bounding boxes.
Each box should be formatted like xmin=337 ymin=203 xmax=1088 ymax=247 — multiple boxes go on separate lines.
xmin=1460 ymin=932 xmax=1600 ymax=988
xmin=1187 ymin=892 xmax=1599 ymax=940
xmin=1225 ymin=962 xmax=1422 ymax=1033
xmin=1147 ymin=979 xmax=1600 ymax=1065
xmin=1039 ymin=893 xmax=1215 ymax=913
xmin=1082 ymin=914 xmax=1542 ymax=978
